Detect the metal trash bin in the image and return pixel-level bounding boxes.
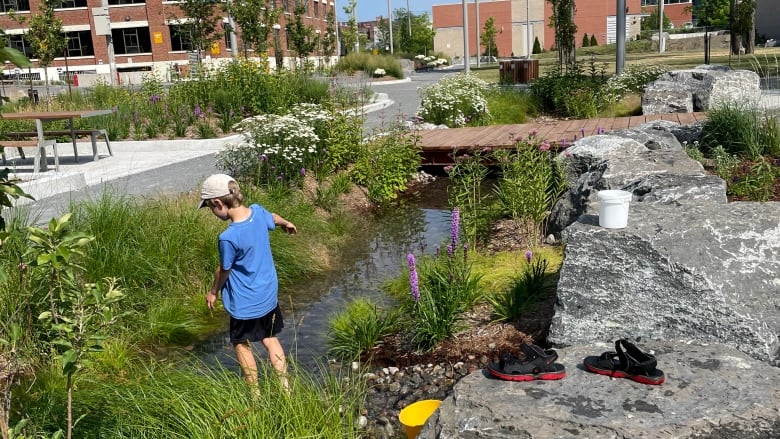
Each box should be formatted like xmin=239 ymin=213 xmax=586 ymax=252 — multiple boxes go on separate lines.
xmin=27 ymin=88 xmax=39 ymax=104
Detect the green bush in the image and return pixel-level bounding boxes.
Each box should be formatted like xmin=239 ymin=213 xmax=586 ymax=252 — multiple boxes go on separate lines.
xmin=582 ymin=34 xmax=590 ymax=47
xmin=417 ymin=73 xmax=491 ymax=127
xmin=486 ymin=87 xmax=536 ymax=124
xmin=532 ymin=37 xmax=542 ymax=54
xmin=530 ymin=62 xmax=611 ymax=118
xmin=350 ymin=129 xmax=422 ymax=205
xmin=488 ymin=252 xmax=554 ymax=323
xmin=703 ymin=102 xmax=779 ymax=159
xmin=335 ymin=52 xmax=404 ymax=79
xmin=327 ymin=298 xmax=399 ymax=361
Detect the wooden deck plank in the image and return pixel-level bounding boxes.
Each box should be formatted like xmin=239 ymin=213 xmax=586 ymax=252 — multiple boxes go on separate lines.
xmin=581 ymin=117 xmax=603 ymax=136
xmin=610 ymin=116 xmax=631 ymax=131
xmin=675 ymin=112 xmax=698 ymax=126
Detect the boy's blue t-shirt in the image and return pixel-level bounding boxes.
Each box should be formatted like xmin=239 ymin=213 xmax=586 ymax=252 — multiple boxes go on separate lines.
xmin=218 ymin=204 xmax=278 ymax=319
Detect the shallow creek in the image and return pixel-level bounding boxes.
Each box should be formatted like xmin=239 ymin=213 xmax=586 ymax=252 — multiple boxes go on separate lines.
xmin=198 ymin=179 xmax=453 ymax=371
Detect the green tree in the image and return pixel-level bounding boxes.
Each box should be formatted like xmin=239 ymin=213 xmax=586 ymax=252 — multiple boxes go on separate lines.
xmin=582 ymin=33 xmax=589 ymax=47
xmin=481 ymin=17 xmax=499 ymax=57
xmin=227 ymin=0 xmax=282 ymax=59
xmin=396 ymin=9 xmax=435 ymax=56
xmin=25 ymin=0 xmax=66 ymax=104
xmin=733 ymin=0 xmax=756 ymax=54
xmin=341 ymin=0 xmax=359 ymax=53
xmin=321 ymin=8 xmax=337 ymax=62
xmin=692 ymin=0 xmax=730 ymax=27
xmin=532 ymin=36 xmax=542 ymax=54
xmin=589 ymin=34 xmax=597 ymax=47
xmin=641 ymin=7 xmax=672 ymax=32
xmin=547 ymin=0 xmax=577 ymax=71
xmin=174 ymin=0 xmax=222 ymax=68
xmin=286 ymin=4 xmax=318 ymax=67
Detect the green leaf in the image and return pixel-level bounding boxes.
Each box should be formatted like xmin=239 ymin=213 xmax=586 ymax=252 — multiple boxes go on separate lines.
xmin=36 ymin=253 xmax=51 ymax=265
xmin=38 ymin=311 xmax=52 ymax=320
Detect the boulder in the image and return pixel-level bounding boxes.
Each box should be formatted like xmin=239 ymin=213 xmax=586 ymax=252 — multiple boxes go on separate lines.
xmin=549 ymin=201 xmax=780 ymax=363
xmin=419 ymin=341 xmax=780 ymax=439
xmin=642 ymin=65 xmax=761 ymax=114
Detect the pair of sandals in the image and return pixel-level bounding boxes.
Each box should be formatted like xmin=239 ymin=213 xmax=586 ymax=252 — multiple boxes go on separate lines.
xmin=487 ymin=339 xmax=665 ymax=385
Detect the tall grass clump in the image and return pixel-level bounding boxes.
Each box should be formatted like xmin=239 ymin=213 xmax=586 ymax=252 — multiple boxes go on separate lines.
xmin=486 ymin=87 xmax=536 ymax=124
xmin=703 ymin=102 xmax=780 ymax=159
xmin=530 ymin=60 xmax=612 ymax=118
xmin=335 ymin=52 xmax=404 ymax=79
xmin=488 ymin=250 xmax=556 ymax=323
xmin=350 ymin=128 xmax=422 ymax=205
xmin=327 ymin=298 xmax=399 ymax=361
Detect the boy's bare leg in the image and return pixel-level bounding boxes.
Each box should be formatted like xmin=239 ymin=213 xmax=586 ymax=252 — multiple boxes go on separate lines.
xmin=234 ymin=341 xmax=258 ymax=386
xmin=262 ymin=336 xmax=289 ymax=390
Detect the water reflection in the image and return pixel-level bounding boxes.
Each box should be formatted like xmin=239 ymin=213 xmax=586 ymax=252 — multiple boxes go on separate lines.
xmin=199 ymin=179 xmax=453 ymax=370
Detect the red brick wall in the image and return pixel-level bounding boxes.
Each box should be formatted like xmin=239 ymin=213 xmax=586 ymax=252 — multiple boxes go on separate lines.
xmin=433 ymin=1 xmax=513 ymax=57
xmin=642 ymin=4 xmax=694 ymax=28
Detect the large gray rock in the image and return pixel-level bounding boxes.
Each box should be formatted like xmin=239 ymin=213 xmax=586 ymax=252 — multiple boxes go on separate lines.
xmin=419 ymin=341 xmax=780 ymax=439
xmin=642 ymin=65 xmax=761 ymax=114
xmin=549 ymin=201 xmax=780 ymax=363
xmin=548 ymin=133 xmax=724 ymax=236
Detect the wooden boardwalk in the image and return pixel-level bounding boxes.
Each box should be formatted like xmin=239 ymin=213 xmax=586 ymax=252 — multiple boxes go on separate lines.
xmin=418 ymin=113 xmax=707 ymax=165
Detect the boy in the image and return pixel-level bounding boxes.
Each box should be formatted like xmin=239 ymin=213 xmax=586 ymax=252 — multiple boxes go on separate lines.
xmin=199 ymin=173 xmax=296 ymax=388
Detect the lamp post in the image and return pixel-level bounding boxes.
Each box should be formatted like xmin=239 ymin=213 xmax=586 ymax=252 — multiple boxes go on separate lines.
xmin=475 ymin=0 xmax=480 ymax=68
xmin=462 ymin=0 xmax=469 ymax=73
xmin=387 ymin=0 xmax=393 ymax=54
xmin=526 ymin=0 xmax=532 ymax=58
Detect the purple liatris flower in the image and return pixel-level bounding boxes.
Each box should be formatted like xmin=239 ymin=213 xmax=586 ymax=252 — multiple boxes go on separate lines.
xmin=447 ymin=244 xmax=454 ymax=257
xmin=525 ymin=250 xmax=533 ymax=263
xmin=581 ymin=127 xmax=586 ymax=138
xmin=407 ymin=253 xmax=420 ymax=301
xmin=194 ymin=104 xmax=201 ymax=117
xmin=463 ymin=244 xmax=468 ymax=262
xmin=300 ymin=168 xmax=306 ymax=177
xmin=451 ymin=207 xmax=460 ymax=247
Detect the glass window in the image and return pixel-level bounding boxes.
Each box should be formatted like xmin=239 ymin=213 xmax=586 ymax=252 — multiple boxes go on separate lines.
xmin=112 ymin=27 xmax=152 ymax=54
xmin=107 ymin=0 xmax=144 ymax=5
xmin=1 ymin=0 xmax=30 ymax=12
xmin=65 ymin=30 xmax=94 ymax=56
xmin=641 ymin=0 xmax=692 ymax=5
xmin=6 ymin=34 xmax=33 ymax=58
xmin=169 ymin=24 xmax=194 ymax=51
xmin=55 ymin=0 xmax=87 ymax=8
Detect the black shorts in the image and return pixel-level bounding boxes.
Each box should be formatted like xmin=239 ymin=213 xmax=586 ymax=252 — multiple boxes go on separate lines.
xmin=229 ymin=305 xmax=284 ymax=345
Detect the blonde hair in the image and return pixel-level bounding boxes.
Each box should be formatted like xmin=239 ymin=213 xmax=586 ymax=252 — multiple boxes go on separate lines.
xmin=213 ymin=180 xmax=244 ymax=208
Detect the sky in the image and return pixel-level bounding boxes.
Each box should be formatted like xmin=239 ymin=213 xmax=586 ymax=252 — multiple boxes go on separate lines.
xmin=353 ymin=0 xmax=443 ymax=22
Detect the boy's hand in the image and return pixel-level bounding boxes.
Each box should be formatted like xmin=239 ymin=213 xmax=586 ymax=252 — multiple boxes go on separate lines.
xmin=206 ymin=291 xmax=218 ymax=310
xmin=281 ymin=222 xmax=297 ymax=234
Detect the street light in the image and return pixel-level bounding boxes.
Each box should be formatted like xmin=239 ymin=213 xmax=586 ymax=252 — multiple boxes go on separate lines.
xmin=462 ymin=0 xmax=469 ymax=73
xmin=387 ymin=0 xmax=393 ymax=54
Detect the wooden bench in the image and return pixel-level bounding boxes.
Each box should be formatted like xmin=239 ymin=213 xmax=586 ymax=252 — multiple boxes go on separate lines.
xmin=4 ymin=129 xmax=112 ymax=162
xmin=1 ymin=139 xmax=60 ymax=176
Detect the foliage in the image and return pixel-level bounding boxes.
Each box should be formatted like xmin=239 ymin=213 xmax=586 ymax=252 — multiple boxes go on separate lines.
xmin=531 ymin=61 xmax=611 ymax=118
xmin=350 ymin=130 xmax=422 ymax=205
xmin=493 ymin=138 xmax=566 ymax=243
xmin=327 ymin=298 xmax=399 ymax=361
xmin=547 ymin=0 xmax=577 ymax=70
xmin=590 ymin=34 xmax=598 ymax=47
xmin=532 ymin=36 xmax=543 ymax=54
xmin=403 ymin=213 xmax=482 ymax=351
xmin=488 ymin=251 xmax=554 ymax=323
xmin=605 ymin=63 xmax=669 ymax=97
xmin=227 ymin=0 xmax=281 ymax=58
xmin=334 ymin=52 xmax=404 ymax=79
xmin=682 ymin=140 xmax=706 ymax=162
xmin=340 ymin=0 xmax=359 ymax=54
xmin=417 ymin=73 xmax=490 ymax=127
xmin=692 ymin=0 xmax=730 ymax=27
xmin=394 ymin=9 xmax=436 ymax=56
xmin=582 ymin=33 xmax=590 ymax=48
xmin=321 ymin=8 xmax=337 ymax=60
xmin=641 ymin=7 xmax=672 ymax=32
xmin=216 ymin=109 xmax=322 ymax=188
xmin=703 ymin=102 xmax=779 ymax=159
xmin=485 ymin=87 xmax=536 ymax=125
xmin=710 ymin=145 xmax=741 ymax=181
xmin=25 ymin=0 xmax=66 ymax=101
xmin=172 ymin=0 xmax=221 ymax=55
xmin=481 ymin=17 xmax=499 ymax=57
xmin=727 ymin=157 xmax=778 ymax=202
xmin=286 ymin=5 xmax=318 ymax=65
xmin=445 ymin=151 xmax=494 ymax=247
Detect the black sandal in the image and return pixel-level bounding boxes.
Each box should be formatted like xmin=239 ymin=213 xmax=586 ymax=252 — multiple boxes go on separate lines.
xmin=487 ymin=343 xmax=566 ymax=382
xmin=583 ymin=339 xmax=665 ymax=385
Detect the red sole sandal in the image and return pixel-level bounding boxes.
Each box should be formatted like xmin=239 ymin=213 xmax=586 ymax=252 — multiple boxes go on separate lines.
xmin=487 ymin=346 xmax=566 ymax=382
xmin=583 ymin=339 xmax=665 ymax=385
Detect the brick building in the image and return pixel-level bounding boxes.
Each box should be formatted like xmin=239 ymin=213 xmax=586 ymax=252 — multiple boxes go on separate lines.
xmin=0 ymin=0 xmax=333 ymax=81
xmin=433 ymin=0 xmax=648 ymax=59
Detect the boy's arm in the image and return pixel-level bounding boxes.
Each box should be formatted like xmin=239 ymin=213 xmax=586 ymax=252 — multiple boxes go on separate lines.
xmin=272 ymin=213 xmax=297 ymax=234
xmin=206 ymin=266 xmax=230 ymax=310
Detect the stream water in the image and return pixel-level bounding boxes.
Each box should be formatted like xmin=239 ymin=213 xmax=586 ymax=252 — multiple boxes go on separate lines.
xmin=199 ymin=178 xmax=453 ymax=370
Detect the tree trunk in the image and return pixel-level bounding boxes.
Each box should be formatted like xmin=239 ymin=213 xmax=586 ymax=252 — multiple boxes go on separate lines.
xmin=745 ymin=16 xmax=756 ymax=54
xmin=729 ymin=0 xmax=741 ymax=55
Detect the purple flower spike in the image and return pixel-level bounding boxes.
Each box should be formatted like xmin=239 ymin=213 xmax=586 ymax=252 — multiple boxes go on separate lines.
xmin=463 ymin=244 xmax=468 ymax=262
xmin=194 ymin=104 xmax=201 ymax=117
xmin=581 ymin=127 xmax=586 ymax=137
xmin=300 ymin=168 xmax=306 ymax=177
xmin=451 ymin=207 xmax=460 ymax=247
xmin=447 ymin=244 xmax=454 ymax=257
xmin=525 ymin=250 xmax=533 ymax=263
xmin=260 ymin=154 xmax=268 ymax=161
xmin=407 ymin=253 xmax=420 ymax=301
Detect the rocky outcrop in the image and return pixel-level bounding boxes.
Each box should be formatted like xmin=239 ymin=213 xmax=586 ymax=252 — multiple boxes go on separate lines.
xmin=546 ymin=121 xmax=779 ymax=364
xmin=642 ymin=65 xmax=761 ymax=114
xmin=419 ymin=341 xmax=780 ymax=439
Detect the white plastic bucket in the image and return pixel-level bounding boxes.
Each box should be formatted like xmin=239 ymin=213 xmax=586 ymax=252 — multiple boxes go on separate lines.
xmin=597 ymin=190 xmax=632 ymax=229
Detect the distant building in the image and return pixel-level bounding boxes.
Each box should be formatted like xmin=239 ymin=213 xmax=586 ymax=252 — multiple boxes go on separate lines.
xmin=357 ymin=17 xmax=385 ymax=51
xmin=432 ymin=0 xmax=644 ymax=59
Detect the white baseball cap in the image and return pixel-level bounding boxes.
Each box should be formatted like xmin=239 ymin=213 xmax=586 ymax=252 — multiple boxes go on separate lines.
xmin=198 ymin=174 xmax=237 ymax=209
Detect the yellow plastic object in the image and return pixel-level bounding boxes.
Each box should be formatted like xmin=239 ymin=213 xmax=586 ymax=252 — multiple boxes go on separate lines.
xmin=398 ymin=399 xmax=442 ymax=439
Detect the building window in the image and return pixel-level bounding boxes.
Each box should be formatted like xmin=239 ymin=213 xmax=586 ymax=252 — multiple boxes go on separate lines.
xmin=65 ymin=30 xmax=94 ymax=56
xmin=1 ymin=0 xmax=30 ymax=12
xmin=55 ymin=0 xmax=87 ymax=8
xmin=112 ymin=27 xmax=151 ymax=54
xmin=222 ymin=21 xmax=233 ymax=51
xmin=108 ymin=0 xmax=144 ymax=5
xmin=313 ymin=1 xmax=318 ymax=18
xmin=641 ymin=0 xmax=692 ymax=5
xmin=6 ymin=34 xmax=33 ymax=58
xmin=169 ymin=24 xmax=194 ymax=51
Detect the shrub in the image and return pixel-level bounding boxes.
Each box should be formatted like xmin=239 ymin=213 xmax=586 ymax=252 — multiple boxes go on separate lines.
xmin=327 ymin=298 xmax=399 ymax=361
xmin=530 ymin=61 xmax=611 ymax=118
xmin=417 ymin=73 xmax=490 ymax=127
xmin=582 ymin=34 xmax=590 ymax=47
xmin=488 ymin=251 xmax=554 ymax=323
xmin=335 ymin=52 xmax=404 ymax=79
xmin=532 ymin=37 xmax=542 ymax=54
xmin=605 ymin=63 xmax=668 ymax=97
xmin=703 ymin=102 xmax=779 ymax=159
xmin=590 ymin=34 xmax=598 ymax=47
xmin=350 ymin=129 xmax=421 ymax=205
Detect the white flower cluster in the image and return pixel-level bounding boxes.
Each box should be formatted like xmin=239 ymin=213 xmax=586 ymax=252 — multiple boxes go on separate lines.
xmin=416 ymin=73 xmax=490 ymax=127
xmin=373 ymin=68 xmax=386 ymax=77
xmin=605 ymin=64 xmax=669 ymax=101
